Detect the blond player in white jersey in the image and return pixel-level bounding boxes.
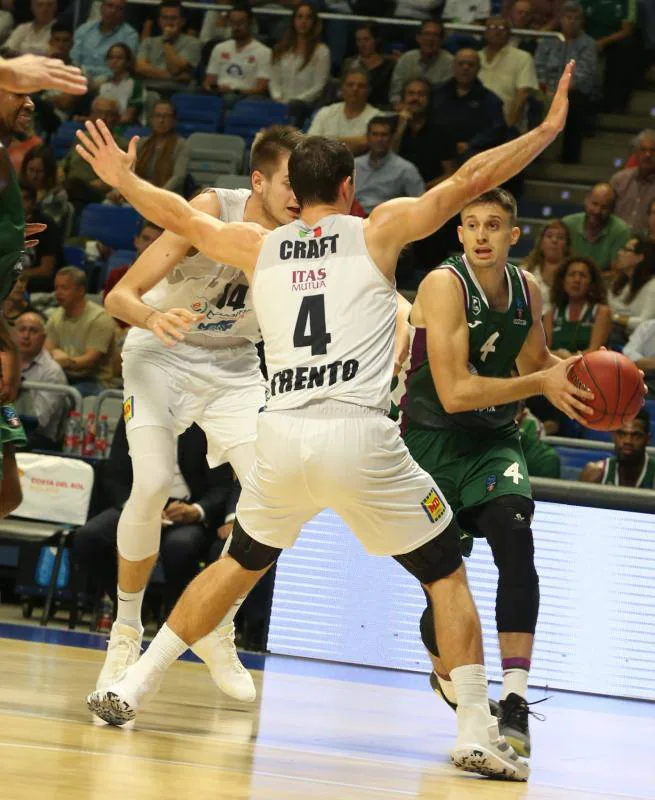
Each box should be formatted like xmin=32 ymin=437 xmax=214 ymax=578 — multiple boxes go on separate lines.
xmin=96 ymin=126 xmax=305 ymax=704
xmin=77 ymin=63 xmax=583 ymax=780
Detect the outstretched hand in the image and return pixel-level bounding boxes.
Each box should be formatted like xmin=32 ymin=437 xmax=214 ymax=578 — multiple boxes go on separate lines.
xmin=75 ymin=120 xmax=138 ymax=189
xmin=24 ymin=222 xmax=47 ymax=249
xmin=0 ymin=54 xmax=88 ymax=95
xmin=544 ymin=60 xmax=575 ymax=135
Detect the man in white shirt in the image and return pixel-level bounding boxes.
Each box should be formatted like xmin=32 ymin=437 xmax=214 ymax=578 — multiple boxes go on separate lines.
xmin=308 ymin=68 xmax=380 ymax=156
xmin=389 ymin=18 xmax=454 ymax=108
xmin=6 ymin=0 xmax=57 ymax=56
xmin=203 ymin=5 xmax=271 ymax=107
xmin=479 ymin=15 xmax=539 ymax=130
xmin=624 ymin=318 xmax=655 ymax=375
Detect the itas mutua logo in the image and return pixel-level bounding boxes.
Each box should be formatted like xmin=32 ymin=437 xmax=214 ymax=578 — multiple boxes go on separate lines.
xmin=514 ymin=297 xmax=528 ymax=326
xmin=291 ymin=268 xmax=326 ymax=292
xmin=421 ymin=489 xmax=445 ymax=524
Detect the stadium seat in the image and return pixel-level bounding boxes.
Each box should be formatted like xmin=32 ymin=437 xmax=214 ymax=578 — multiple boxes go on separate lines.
xmin=52 ymin=121 xmax=83 ymax=160
xmin=214 ymin=174 xmax=251 ymax=190
xmin=518 ymin=199 xmax=582 ymax=220
xmin=78 ymin=204 xmax=141 ymax=251
xmin=171 ymin=92 xmax=223 ymax=136
xmin=556 ymin=445 xmax=611 ymax=481
xmin=122 ymin=125 xmax=151 ymax=141
xmin=224 ymin=100 xmax=289 ymax=146
xmin=187 ymin=133 xmax=246 ymax=185
xmin=63 ymin=245 xmax=85 ymax=267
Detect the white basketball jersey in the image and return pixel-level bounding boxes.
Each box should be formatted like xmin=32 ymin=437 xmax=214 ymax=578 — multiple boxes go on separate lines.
xmin=125 ymin=188 xmax=261 ymax=351
xmin=253 ymin=214 xmax=396 ymax=412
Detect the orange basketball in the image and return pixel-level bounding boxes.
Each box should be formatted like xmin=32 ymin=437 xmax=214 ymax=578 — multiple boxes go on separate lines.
xmin=568 ymin=351 xmax=646 ymax=431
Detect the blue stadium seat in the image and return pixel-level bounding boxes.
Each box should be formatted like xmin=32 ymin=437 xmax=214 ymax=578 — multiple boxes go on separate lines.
xmin=78 ymin=204 xmax=141 ymax=251
xmin=171 ymin=93 xmax=223 ymax=135
xmin=518 ymin=199 xmax=582 ymax=220
xmin=510 ymin=236 xmax=534 ymax=259
xmin=52 ymin=121 xmax=83 ymax=160
xmin=100 ymin=249 xmax=137 ymax=289
xmin=63 ymin=245 xmax=85 ymax=267
xmin=583 ymin=427 xmax=615 ymax=443
xmin=556 ymin=445 xmax=611 ymax=481
xmin=122 ymin=125 xmax=151 ymax=141
xmin=224 ymin=100 xmax=289 ymax=146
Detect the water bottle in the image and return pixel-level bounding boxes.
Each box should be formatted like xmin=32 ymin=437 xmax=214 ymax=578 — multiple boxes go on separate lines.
xmin=96 ymin=593 xmax=113 ymax=634
xmin=62 ymin=410 xmax=82 ymax=455
xmin=82 ymin=412 xmax=96 ymax=457
xmin=95 ymin=415 xmax=109 ymax=459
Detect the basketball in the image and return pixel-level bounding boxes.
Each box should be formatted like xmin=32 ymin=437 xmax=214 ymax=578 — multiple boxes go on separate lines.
xmin=569 ymin=351 xmax=645 ymax=431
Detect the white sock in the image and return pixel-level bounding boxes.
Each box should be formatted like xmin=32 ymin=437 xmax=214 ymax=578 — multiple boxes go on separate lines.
xmin=116 ymin=586 xmax=145 ymax=634
xmin=436 ymin=673 xmax=458 ymax=705
xmin=450 ymin=664 xmax=489 ymax=709
xmin=137 ymin=623 xmax=188 ymax=675
xmin=502 ymin=668 xmax=529 ymax=700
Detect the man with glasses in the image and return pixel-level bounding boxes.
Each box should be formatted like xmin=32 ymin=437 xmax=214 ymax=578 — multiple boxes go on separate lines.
xmin=137 ymin=0 xmax=201 ymax=93
xmin=389 ymin=19 xmax=454 ymax=109
xmin=71 ymin=0 xmax=138 ymax=86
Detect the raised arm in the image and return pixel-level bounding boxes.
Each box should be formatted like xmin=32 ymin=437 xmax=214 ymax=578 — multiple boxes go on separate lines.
xmin=0 ymin=54 xmax=87 ymax=94
xmin=366 ymin=62 xmax=575 ymax=275
xmin=420 ymin=268 xmax=592 ymax=423
xmin=75 ymin=121 xmax=264 ymax=279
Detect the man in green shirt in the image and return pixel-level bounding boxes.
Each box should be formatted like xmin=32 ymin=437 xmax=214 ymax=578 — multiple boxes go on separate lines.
xmin=562 ymin=182 xmax=631 ymax=272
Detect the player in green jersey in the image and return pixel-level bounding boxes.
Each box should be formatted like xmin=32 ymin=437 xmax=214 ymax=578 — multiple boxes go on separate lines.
xmin=399 ymin=188 xmax=594 ymax=758
xmin=580 ymin=408 xmax=655 ymax=487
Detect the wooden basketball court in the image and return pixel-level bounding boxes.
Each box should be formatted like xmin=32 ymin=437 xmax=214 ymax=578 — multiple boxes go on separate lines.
xmin=1 ymin=630 xmax=653 ymax=800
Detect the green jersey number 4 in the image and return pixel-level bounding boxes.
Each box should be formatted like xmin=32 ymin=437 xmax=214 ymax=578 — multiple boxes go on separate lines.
xmin=504 ymin=462 xmax=525 ymax=484
xmin=480 ymin=331 xmax=501 ymax=362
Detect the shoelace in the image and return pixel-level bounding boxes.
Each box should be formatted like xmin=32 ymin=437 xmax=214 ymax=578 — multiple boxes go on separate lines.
xmin=106 ymin=635 xmax=140 ymax=680
xmin=214 ymin=628 xmax=247 ymax=673
xmin=501 ymin=695 xmax=549 ymax=729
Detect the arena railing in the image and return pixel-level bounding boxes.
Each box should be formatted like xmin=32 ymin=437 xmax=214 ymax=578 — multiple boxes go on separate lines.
xmin=531 ymin=476 xmax=655 ymax=513
xmin=21 ymin=381 xmax=84 ymax=415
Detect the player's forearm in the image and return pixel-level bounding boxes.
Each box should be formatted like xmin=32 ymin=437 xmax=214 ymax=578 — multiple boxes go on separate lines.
xmin=443 ymin=371 xmax=545 ymax=413
xmin=115 ymin=170 xmax=195 ymax=240
xmin=105 ymin=283 xmax=159 ymax=329
xmin=634 ymin=356 xmax=655 ymax=371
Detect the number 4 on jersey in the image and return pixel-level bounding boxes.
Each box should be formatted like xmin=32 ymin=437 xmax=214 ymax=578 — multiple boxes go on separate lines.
xmin=480 ymin=331 xmax=501 ymax=362
xmin=293 ymin=295 xmax=332 ymax=356
xmin=503 ymin=462 xmax=524 ymax=484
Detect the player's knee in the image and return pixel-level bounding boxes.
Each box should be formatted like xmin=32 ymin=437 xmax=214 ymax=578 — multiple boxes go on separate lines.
xmin=419 ymin=604 xmax=439 ymax=658
xmin=227 ymin=519 xmax=282 ymax=572
xmin=393 ymin=517 xmax=463 ymax=585
xmin=130 ymin=459 xmax=173 ymax=508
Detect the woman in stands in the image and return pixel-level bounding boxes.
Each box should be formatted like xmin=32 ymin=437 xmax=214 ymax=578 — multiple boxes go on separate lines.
xmin=342 ymin=22 xmax=395 ymax=109
xmin=20 ymin=144 xmax=73 ymax=236
xmin=522 ymin=219 xmax=570 ymax=314
xmin=269 ymin=3 xmax=330 ymax=129
xmin=98 ymin=43 xmax=146 ymax=126
xmin=609 ymin=236 xmax=655 ymax=339
xmin=544 ymin=256 xmax=611 ymax=358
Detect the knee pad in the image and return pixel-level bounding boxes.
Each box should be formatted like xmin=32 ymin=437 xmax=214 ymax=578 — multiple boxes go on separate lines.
xmin=475 ymin=496 xmax=539 ymax=634
xmin=227 ymin=519 xmax=282 ymax=572
xmin=392 ymin=517 xmax=463 ymax=585
xmin=419 ymin=602 xmax=439 ymax=658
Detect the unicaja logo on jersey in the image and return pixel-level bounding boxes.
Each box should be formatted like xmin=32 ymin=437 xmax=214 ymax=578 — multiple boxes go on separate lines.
xmin=514 ymin=298 xmax=528 ymax=326
xmin=471 ymin=296 xmax=481 ymax=316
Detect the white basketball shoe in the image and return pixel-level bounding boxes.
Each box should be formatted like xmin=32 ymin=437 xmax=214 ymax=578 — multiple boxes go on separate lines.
xmin=87 ymin=661 xmax=164 ymax=726
xmin=191 ymin=622 xmax=256 ymax=703
xmin=96 ymin=622 xmax=142 ymax=692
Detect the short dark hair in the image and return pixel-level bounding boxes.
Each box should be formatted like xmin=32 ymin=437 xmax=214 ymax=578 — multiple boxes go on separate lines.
xmin=159 ymin=0 xmax=183 ymax=11
xmin=461 ymin=188 xmax=518 ymax=226
xmin=19 ymin=181 xmax=36 ymax=203
xmin=367 ymin=115 xmax=394 ymax=135
xmin=140 ymin=219 xmax=163 ymax=234
xmin=551 ymin=256 xmax=607 ymax=309
xmin=288 ymin=136 xmax=354 ymax=208
xmin=50 ymin=22 xmax=74 ymax=37
xmin=250 ymin=124 xmax=305 ymax=178
xmin=402 ymin=76 xmax=432 ymax=98
xmin=230 ymin=3 xmax=253 ymax=21
xmin=419 ymin=17 xmax=444 ymax=37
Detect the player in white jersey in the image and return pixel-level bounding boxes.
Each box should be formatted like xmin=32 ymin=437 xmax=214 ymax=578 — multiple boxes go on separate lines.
xmin=95 ymin=126 xmax=305 ymax=704
xmin=77 ymin=63 xmax=579 ymax=780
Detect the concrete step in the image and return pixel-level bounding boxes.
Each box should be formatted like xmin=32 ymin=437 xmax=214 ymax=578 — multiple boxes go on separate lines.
xmin=627 ymin=90 xmax=655 ymax=117
xmin=524 ymin=180 xmax=588 ymax=204
xmin=526 ymin=161 xmax=613 ymax=183
xmin=540 ymin=137 xmax=630 ymax=169
xmin=596 ymin=112 xmax=655 ymax=134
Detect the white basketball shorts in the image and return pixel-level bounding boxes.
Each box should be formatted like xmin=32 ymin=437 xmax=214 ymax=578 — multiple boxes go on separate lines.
xmin=121 ymin=340 xmax=265 ymax=468
xmin=236 ymin=401 xmax=453 ymax=557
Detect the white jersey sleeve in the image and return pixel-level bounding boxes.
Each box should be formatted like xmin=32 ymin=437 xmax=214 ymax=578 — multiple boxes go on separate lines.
xmin=124 ymin=188 xmax=262 ymax=351
xmin=252 ymin=214 xmax=397 ymax=413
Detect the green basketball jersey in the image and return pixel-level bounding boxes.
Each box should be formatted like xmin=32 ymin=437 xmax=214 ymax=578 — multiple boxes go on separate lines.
xmin=551 ymin=303 xmax=598 ymax=353
xmin=0 ymin=143 xmax=25 ymax=304
xmin=601 ymin=455 xmax=655 ymax=488
xmin=402 ymin=254 xmax=533 ymax=433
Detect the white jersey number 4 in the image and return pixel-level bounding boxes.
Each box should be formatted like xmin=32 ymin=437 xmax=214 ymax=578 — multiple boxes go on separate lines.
xmin=480 ymin=331 xmax=501 ymax=362
xmin=293 ymin=295 xmax=332 ymax=355
xmin=503 ymin=462 xmax=524 ymax=484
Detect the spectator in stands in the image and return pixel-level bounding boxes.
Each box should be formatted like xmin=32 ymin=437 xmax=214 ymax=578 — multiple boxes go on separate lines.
xmin=46 ymin=267 xmax=117 ymax=396
xmin=20 ymin=144 xmax=73 ymax=236
xmin=580 ymin=409 xmax=654 ymax=487
xmin=135 ymin=100 xmax=189 ymax=192
xmin=137 ymin=0 xmax=201 ymax=93
xmin=72 ymin=417 xmax=240 ymax=617
xmin=508 ymin=0 xmax=538 ymax=55
xmin=389 ymin=19 xmax=453 ymax=109
xmin=269 ymin=3 xmax=330 ymax=129
xmin=59 ymin=96 xmax=125 ymax=206
xmin=342 ymin=22 xmax=395 ymax=110
xmin=354 ymin=116 xmax=424 ymax=215
xmin=610 ymin=131 xmax=655 ymax=236
xmin=308 ymin=68 xmax=379 ymax=156
xmin=3 ymin=275 xmax=33 ymax=327
xmin=522 ymin=219 xmax=571 ymax=313
xmin=48 ymin=20 xmax=73 ymax=62
xmin=562 ymin=183 xmax=631 ymax=273
xmin=543 ymin=256 xmax=612 ymax=356
xmin=99 ymin=43 xmax=146 ymax=125
xmin=516 ymin=401 xmax=561 ymax=477
xmin=203 ymin=5 xmax=271 ymax=107
xmin=431 ymin=48 xmax=507 ymax=163
xmin=581 ymin=0 xmax=636 ymax=112
xmin=535 ymin=1 xmax=597 ymax=164
xmin=502 ymin=0 xmax=562 ymax=31
xmin=391 ymin=76 xmax=455 ymax=186
xmin=479 ymin=15 xmax=539 ymax=131
xmin=609 ymin=236 xmax=655 ymax=335
xmin=394 ymin=1 xmax=445 ymax=20
xmin=5 ymin=0 xmax=56 ymax=56
xmin=71 ymin=0 xmax=139 ymax=86
xmin=624 ymin=319 xmax=655 ymax=387
xmin=103 ymin=221 xmax=163 ymax=319
xmin=442 ymin=0 xmax=490 ymax=24
xmin=16 ymin=310 xmax=68 ymax=450
xmin=20 ymin=182 xmax=62 ymax=293
xmin=32 ymin=22 xmax=77 ymax=132
xmin=200 ymin=5 xmax=232 ymax=45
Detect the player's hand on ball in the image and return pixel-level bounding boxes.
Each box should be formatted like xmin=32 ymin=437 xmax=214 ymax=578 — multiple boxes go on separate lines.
xmin=75 ymin=120 xmax=138 ymax=188
xmin=541 ymin=354 xmax=594 ymax=423
xmin=145 ymin=308 xmax=203 ymax=346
